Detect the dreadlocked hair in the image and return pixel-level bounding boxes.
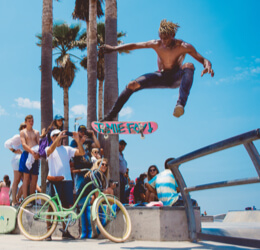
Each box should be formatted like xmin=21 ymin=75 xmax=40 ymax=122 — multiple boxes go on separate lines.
xmin=159 ymin=19 xmax=180 ymax=36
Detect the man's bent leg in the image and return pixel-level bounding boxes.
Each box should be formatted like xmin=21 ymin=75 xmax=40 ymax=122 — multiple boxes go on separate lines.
xmin=174 ymin=64 xmax=195 ymax=118
xmin=102 ymin=82 xmax=137 ymax=121
xmin=102 ymin=71 xmax=164 ymax=121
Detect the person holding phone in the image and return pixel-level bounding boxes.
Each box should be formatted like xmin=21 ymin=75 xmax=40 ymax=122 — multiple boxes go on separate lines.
xmin=70 ymin=125 xmax=100 ymax=193
xmin=45 ymin=129 xmax=85 ymax=240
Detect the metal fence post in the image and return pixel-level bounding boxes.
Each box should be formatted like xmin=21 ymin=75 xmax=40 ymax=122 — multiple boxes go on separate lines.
xmin=169 ymin=164 xmax=197 ymax=242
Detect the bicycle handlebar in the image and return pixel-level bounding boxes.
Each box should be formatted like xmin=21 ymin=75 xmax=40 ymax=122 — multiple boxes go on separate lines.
xmin=72 ymin=168 xmax=90 ymax=173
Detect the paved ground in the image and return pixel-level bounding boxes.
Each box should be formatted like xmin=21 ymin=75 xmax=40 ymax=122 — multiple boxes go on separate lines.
xmin=0 ymin=234 xmax=257 ymax=250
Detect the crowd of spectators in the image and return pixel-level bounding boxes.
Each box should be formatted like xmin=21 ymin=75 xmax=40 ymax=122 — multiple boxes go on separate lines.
xmin=2 ymin=113 xmax=197 ymax=240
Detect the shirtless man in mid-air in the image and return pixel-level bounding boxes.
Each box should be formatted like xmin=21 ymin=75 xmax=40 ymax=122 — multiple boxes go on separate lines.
xmin=19 ymin=114 xmax=40 ymax=199
xmin=100 ymin=19 xmax=214 ymax=121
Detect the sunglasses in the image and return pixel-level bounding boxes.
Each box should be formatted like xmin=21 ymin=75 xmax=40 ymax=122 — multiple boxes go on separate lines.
xmin=149 ymin=168 xmax=157 ymax=172
xmin=101 ymin=163 xmax=108 ymax=167
xmin=93 ymin=151 xmax=99 ymax=154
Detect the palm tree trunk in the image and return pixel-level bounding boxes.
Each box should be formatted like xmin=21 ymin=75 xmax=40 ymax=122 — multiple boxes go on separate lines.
xmin=98 ymin=79 xmax=103 ymax=120
xmin=64 ymin=86 xmax=69 ymax=145
xmin=104 ymin=0 xmax=119 ymax=198
xmin=41 ymin=0 xmax=53 ymax=193
xmin=87 ymin=0 xmax=97 ymax=129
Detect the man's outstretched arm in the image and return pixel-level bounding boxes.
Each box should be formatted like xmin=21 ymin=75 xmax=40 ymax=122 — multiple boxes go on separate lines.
xmin=99 ymin=40 xmax=157 ymax=54
xmin=185 ymin=43 xmax=214 ymax=77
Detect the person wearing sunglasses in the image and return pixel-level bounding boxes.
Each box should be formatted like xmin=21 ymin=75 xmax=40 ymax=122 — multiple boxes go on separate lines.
xmin=145 ymin=159 xmax=179 ymax=206
xmin=145 ymin=165 xmax=160 ymax=203
xmin=147 ymin=165 xmax=160 ymax=182
xmin=91 ymin=148 xmax=101 ymax=163
xmin=45 ymin=129 xmax=85 ymax=240
xmin=76 ymin=158 xmax=111 ymax=239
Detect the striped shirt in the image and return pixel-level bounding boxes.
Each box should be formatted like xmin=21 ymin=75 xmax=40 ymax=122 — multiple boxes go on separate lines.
xmin=149 ymin=169 xmax=178 ymax=206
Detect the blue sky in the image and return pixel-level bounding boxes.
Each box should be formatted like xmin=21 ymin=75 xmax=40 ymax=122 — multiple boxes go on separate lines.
xmin=0 ymin=0 xmax=260 ymax=215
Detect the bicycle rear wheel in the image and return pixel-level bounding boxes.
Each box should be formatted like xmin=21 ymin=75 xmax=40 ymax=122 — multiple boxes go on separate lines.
xmin=95 ymin=195 xmax=131 ymax=243
xmin=17 ymin=193 xmax=58 ymax=241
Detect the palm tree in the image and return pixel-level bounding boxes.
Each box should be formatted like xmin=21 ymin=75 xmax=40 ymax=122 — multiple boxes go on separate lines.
xmin=87 ymin=0 xmax=98 ymax=129
xmin=40 ymin=0 xmax=53 ymax=193
xmin=52 ymin=59 xmax=77 ymax=145
xmin=104 ymin=0 xmax=120 ymax=197
xmin=37 ymin=22 xmax=84 ymax=144
xmin=73 ymin=0 xmax=104 ymax=129
xmin=80 ymin=22 xmax=127 ymax=120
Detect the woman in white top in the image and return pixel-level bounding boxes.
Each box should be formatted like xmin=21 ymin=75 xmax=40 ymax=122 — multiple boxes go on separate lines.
xmin=4 ymin=122 xmax=26 ymax=205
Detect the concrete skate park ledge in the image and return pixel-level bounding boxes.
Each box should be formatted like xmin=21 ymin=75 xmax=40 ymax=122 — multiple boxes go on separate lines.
xmin=10 ymin=205 xmax=202 ymax=241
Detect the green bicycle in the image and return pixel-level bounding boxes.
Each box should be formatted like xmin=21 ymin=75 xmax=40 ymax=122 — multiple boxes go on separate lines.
xmin=17 ymin=169 xmax=131 ymax=243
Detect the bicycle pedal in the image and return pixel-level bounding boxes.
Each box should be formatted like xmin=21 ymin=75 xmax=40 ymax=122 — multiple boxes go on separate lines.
xmin=59 ymin=228 xmax=67 ymax=234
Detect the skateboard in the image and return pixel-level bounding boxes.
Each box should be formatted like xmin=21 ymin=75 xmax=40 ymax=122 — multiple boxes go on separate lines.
xmin=0 ymin=206 xmax=17 ymax=234
xmin=91 ymin=121 xmax=158 ymax=139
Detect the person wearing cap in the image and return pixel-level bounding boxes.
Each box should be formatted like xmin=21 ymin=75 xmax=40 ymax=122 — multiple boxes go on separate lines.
xmin=70 ymin=125 xmax=100 ymax=193
xmin=119 ymin=139 xmax=128 ymax=203
xmin=40 ymin=114 xmax=65 ymax=145
xmin=45 ymin=129 xmax=85 ymax=240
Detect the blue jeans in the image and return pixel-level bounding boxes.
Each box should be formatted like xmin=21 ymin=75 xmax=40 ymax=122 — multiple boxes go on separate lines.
xmin=104 ymin=67 xmax=194 ymax=119
xmin=74 ymin=173 xmax=85 ymax=194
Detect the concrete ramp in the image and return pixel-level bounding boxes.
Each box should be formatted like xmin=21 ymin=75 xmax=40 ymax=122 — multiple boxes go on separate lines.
xmin=224 ymin=210 xmax=260 ymax=223
xmin=202 ymin=211 xmax=260 ymax=241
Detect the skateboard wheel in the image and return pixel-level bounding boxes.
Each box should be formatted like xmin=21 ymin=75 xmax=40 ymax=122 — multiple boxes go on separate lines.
xmin=104 ymin=134 xmax=108 ymax=139
xmin=138 ymin=124 xmax=143 ymax=130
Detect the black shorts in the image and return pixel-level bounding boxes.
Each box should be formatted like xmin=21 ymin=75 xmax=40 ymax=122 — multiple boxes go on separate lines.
xmin=46 ymin=181 xmax=73 ymax=208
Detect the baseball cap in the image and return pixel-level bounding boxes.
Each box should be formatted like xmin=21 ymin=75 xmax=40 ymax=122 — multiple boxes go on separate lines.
xmin=50 ymin=129 xmax=61 ymax=137
xmin=119 ymin=139 xmax=127 ymax=146
xmin=78 ymin=125 xmax=87 ymax=132
xmin=54 ymin=114 xmax=64 ymax=120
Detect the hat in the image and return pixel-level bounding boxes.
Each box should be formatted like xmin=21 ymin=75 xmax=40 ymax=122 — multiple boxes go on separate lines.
xmin=78 ymin=125 xmax=87 ymax=132
xmin=54 ymin=114 xmax=64 ymax=120
xmin=50 ymin=129 xmax=61 ymax=137
xmin=119 ymin=139 xmax=127 ymax=146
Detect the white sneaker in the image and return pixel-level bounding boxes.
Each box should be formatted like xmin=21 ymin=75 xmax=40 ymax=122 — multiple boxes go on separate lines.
xmin=173 ymin=104 xmax=184 ymax=118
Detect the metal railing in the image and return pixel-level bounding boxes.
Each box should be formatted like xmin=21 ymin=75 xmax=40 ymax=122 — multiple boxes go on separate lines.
xmin=166 ymin=128 xmax=260 ymax=244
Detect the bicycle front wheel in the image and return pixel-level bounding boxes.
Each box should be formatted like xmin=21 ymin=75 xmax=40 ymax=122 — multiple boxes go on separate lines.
xmin=95 ymin=195 xmax=131 ymax=243
xmin=17 ymin=193 xmax=58 ymax=241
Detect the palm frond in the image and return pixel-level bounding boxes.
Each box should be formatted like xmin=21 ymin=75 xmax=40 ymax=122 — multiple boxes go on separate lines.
xmin=72 ymin=0 xmax=104 ymax=21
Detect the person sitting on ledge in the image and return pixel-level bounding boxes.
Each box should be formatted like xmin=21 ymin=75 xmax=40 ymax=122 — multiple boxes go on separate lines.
xmin=146 ymin=158 xmax=197 ymax=206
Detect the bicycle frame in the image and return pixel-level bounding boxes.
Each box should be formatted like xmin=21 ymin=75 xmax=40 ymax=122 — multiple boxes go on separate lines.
xmin=29 ymin=177 xmax=116 ymax=225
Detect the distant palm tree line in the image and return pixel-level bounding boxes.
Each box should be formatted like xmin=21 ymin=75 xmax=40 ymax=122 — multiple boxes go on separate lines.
xmin=38 ymin=1 xmax=127 ymax=132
